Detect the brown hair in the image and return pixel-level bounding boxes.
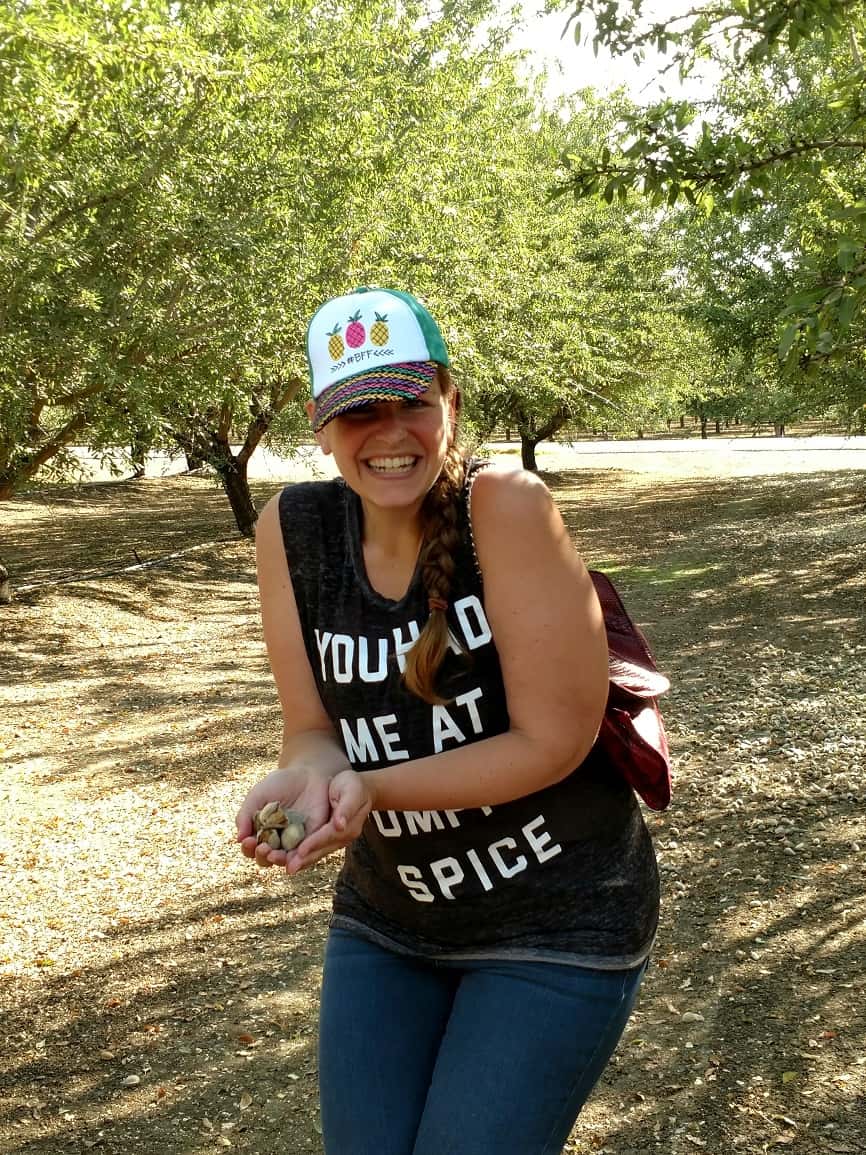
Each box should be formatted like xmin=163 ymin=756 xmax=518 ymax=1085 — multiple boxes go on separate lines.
xmin=402 ymin=368 xmax=466 ymax=705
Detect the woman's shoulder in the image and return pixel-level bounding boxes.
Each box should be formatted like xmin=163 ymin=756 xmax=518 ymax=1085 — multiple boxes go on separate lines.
xmin=468 ymin=461 xmax=554 ymax=525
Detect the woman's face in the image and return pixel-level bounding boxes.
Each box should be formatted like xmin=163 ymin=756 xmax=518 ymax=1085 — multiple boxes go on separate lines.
xmin=308 ymin=376 xmax=456 ymax=514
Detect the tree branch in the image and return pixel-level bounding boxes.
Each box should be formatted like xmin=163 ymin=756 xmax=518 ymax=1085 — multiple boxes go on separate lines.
xmin=216 ymin=402 xmax=233 ymax=446
xmin=520 ymin=405 xmax=570 ymax=444
xmin=53 ymin=380 xmax=108 ymax=407
xmin=572 ymin=0 xmax=861 ymax=64
xmin=30 ymin=91 xmax=207 ymax=244
xmin=0 ymin=412 xmax=90 ymax=499
xmin=236 ymin=376 xmax=303 ymax=467
xmin=849 ymin=24 xmax=864 ymax=69
xmin=566 ymin=135 xmax=866 ymax=196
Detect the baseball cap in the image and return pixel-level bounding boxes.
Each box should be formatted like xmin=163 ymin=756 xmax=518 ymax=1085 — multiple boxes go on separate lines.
xmin=305 ymin=287 xmax=450 ymax=431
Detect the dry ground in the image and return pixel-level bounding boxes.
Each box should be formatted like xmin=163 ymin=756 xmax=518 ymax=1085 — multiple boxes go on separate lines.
xmin=1 ymin=450 xmax=865 ymax=1155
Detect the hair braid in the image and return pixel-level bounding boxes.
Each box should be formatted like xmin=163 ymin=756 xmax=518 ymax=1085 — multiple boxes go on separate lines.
xmin=402 ymin=442 xmax=466 ymax=704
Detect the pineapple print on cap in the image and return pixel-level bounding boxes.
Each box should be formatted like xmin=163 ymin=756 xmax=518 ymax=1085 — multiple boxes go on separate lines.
xmin=327 ymin=324 xmax=344 ymax=360
xmin=305 ymin=288 xmax=451 ymax=432
xmin=370 ymin=312 xmax=389 ymax=345
xmin=346 ymin=311 xmax=366 ymax=348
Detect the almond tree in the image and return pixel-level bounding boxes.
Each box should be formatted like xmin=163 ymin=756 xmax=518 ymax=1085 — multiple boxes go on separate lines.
xmin=666 ymin=47 xmax=866 ymax=433
xmin=552 ymin=0 xmax=866 ymax=383
xmin=342 ymin=71 xmax=701 ymax=466
xmin=0 ymin=0 xmax=509 ymax=535
xmin=442 ymin=92 xmax=698 ymax=466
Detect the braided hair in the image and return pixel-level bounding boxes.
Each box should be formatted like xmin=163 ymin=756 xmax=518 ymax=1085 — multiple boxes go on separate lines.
xmin=402 ymin=369 xmax=467 ymax=705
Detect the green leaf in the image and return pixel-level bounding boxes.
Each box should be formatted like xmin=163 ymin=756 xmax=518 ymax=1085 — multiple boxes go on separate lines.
xmin=836 ymin=292 xmax=858 ymax=330
xmin=778 ymin=323 xmax=799 ymax=361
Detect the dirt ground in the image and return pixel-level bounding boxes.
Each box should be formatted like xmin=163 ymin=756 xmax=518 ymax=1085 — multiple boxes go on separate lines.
xmin=1 ymin=450 xmax=864 ymax=1155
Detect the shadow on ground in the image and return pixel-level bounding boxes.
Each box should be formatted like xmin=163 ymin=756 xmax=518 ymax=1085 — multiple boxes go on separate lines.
xmin=0 ymin=879 xmax=331 ymax=1152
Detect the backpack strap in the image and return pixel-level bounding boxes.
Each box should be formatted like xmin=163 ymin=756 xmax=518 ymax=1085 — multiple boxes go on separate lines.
xmin=589 ymin=570 xmax=672 ymax=811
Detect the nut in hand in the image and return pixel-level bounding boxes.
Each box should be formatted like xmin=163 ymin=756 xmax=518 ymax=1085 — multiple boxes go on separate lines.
xmin=252 ymin=803 xmax=307 ymax=852
xmin=255 ymin=801 xmax=284 ymax=829
xmin=280 ymin=817 xmax=306 ymax=852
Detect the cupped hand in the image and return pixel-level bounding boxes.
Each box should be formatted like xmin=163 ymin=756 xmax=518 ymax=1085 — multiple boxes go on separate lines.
xmin=283 ymin=769 xmax=375 ymax=875
xmin=235 ymin=765 xmax=334 ymax=870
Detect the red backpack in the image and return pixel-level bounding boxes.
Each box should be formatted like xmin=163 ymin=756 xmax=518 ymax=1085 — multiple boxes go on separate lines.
xmin=590 ymin=571 xmax=672 ymax=810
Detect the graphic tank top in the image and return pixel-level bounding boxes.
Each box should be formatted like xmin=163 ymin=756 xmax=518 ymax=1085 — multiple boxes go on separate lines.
xmin=278 ymin=465 xmax=659 ymax=967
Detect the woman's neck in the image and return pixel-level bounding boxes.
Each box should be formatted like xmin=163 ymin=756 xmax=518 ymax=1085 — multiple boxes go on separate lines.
xmin=359 ymin=500 xmax=425 ymax=601
xmin=360 ymin=499 xmax=424 ymax=558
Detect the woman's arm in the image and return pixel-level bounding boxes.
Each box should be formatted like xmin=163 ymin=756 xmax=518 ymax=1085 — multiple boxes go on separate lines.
xmin=357 ymin=467 xmax=609 ymax=812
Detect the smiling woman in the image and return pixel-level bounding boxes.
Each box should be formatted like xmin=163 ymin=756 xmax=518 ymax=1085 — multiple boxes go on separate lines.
xmin=234 ymin=286 xmax=659 ymax=1155
xmin=309 ymin=374 xmax=457 ymax=516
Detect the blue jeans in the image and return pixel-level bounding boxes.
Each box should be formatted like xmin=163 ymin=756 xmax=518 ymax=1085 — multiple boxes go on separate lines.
xmin=318 ymin=927 xmax=647 ymax=1155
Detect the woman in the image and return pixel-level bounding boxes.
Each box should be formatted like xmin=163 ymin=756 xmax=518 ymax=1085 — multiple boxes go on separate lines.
xmin=236 ymin=287 xmax=659 ymax=1155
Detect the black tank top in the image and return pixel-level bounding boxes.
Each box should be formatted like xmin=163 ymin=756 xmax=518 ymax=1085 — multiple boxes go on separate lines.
xmin=278 ymin=463 xmax=659 ymax=967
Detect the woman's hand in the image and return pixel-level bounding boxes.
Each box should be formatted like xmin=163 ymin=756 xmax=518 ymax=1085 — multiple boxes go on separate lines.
xmin=235 ymin=765 xmax=336 ymax=870
xmin=282 ymin=769 xmax=375 ymax=875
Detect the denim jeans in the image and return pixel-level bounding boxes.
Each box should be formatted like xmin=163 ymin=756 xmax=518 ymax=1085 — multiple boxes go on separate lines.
xmin=317 ymin=926 xmax=647 ymax=1155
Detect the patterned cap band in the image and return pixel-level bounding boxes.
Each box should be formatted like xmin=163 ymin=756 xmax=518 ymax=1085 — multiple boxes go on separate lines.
xmin=312 ymin=361 xmax=437 ymax=431
xmin=305 ymin=288 xmax=449 ymax=430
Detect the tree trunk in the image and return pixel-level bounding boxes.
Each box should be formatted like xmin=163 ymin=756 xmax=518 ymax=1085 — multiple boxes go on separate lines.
xmin=130 ymin=432 xmax=149 ymax=479
xmin=0 ymin=558 xmax=12 ymax=605
xmin=185 ymin=450 xmax=205 ymax=471
xmin=700 ymin=415 xmax=708 ymax=439
xmin=774 ymin=422 xmax=786 ymax=437
xmin=637 ymin=429 xmax=644 ymax=440
xmin=517 ymin=407 xmax=569 ymax=472
xmin=715 ymin=419 xmax=721 ymax=434
xmin=680 ymin=415 xmax=685 ymax=429
xmin=168 ymin=374 xmax=300 ymax=534
xmin=520 ymin=435 xmax=538 ymax=470
xmin=216 ymin=455 xmax=257 ymax=537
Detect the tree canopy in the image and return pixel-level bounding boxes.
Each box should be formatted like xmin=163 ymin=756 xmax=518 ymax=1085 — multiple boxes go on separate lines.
xmin=2 ymin=0 xmax=709 ymax=522
xmin=556 ymin=0 xmax=866 ymax=378
xmin=2 ymin=0 xmax=862 ymax=549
